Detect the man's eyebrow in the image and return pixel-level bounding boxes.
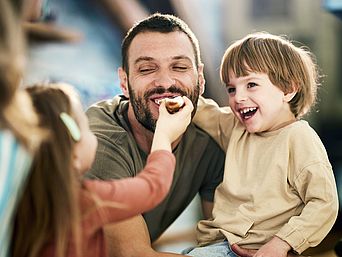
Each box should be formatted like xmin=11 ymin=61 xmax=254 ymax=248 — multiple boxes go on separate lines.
xmin=134 ymin=56 xmax=154 ymax=65
xmin=134 ymin=55 xmax=193 ymax=65
xmin=172 ymin=55 xmax=192 ymax=62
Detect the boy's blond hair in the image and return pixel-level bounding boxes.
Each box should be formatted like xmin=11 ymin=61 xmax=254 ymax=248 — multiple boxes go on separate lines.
xmin=220 ymin=32 xmax=320 ymax=118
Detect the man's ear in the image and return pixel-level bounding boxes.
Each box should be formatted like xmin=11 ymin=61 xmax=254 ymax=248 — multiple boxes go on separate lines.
xmin=284 ymin=84 xmax=298 ymax=102
xmin=118 ymin=67 xmax=129 ymax=98
xmin=198 ymin=63 xmax=206 ymax=95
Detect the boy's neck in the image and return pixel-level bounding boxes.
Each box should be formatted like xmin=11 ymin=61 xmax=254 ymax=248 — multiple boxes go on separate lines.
xmin=271 ymin=118 xmax=298 ymax=131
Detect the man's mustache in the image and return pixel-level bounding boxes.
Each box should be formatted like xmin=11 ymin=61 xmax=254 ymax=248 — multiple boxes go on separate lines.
xmin=144 ymin=86 xmax=187 ymax=98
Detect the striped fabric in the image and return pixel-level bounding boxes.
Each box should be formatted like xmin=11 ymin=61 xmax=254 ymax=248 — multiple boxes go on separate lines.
xmin=0 ymin=130 xmax=32 ymax=257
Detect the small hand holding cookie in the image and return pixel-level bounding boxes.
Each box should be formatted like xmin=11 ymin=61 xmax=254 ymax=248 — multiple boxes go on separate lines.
xmin=152 ymin=96 xmax=193 ymax=152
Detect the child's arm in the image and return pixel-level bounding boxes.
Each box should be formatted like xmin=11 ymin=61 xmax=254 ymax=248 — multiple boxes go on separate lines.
xmin=234 ymin=124 xmax=338 ymax=257
xmin=193 ymin=96 xmax=235 ymax=151
xmin=262 ymin=125 xmax=339 ymax=255
xmin=82 ymin=150 xmax=175 ymax=229
xmin=82 ymin=98 xmax=193 ymax=229
xmin=274 ymin=130 xmax=339 ymax=254
xmin=274 ymin=162 xmax=338 ymax=254
xmin=151 ymin=96 xmax=193 ymax=152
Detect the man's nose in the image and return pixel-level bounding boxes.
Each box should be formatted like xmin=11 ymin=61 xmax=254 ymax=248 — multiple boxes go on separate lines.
xmin=153 ymin=72 xmax=175 ymax=88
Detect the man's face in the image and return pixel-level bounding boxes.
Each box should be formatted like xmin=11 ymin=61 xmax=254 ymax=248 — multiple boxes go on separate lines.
xmin=120 ymin=31 xmax=204 ymax=131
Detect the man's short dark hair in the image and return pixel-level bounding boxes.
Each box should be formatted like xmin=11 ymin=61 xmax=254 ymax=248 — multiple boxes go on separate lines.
xmin=121 ymin=13 xmax=202 ymax=73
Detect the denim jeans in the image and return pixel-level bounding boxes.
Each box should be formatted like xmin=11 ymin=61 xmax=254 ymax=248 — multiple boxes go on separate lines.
xmin=182 ymin=241 xmax=238 ymax=257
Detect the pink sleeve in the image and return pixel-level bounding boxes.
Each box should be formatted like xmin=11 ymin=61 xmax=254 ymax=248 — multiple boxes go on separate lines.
xmin=82 ymin=150 xmax=175 ymax=230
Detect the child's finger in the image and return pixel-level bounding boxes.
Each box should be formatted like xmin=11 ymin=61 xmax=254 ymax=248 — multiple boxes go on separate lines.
xmin=158 ymin=100 xmax=168 ymax=115
xmin=181 ymin=96 xmax=194 ymax=112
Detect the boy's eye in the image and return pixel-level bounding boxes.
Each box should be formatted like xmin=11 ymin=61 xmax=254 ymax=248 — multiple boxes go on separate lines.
xmin=226 ymin=87 xmax=235 ymax=94
xmin=247 ymin=82 xmax=257 ymax=88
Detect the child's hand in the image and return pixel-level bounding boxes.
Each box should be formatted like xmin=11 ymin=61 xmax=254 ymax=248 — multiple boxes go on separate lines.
xmin=252 ymin=236 xmax=292 ymax=257
xmin=151 ymin=96 xmax=193 ymax=152
xmin=158 ymin=96 xmax=193 ymax=141
xmin=232 ymin=237 xmax=296 ymax=257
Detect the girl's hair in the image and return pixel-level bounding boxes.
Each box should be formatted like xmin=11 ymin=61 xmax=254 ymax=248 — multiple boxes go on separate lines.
xmin=220 ymin=32 xmax=320 ymax=118
xmin=0 ymin=0 xmax=42 ymax=151
xmin=13 ymin=83 xmax=81 ymax=257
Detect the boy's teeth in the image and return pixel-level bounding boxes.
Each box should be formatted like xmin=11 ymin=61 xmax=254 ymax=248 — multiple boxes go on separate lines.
xmin=240 ymin=107 xmax=256 ymax=114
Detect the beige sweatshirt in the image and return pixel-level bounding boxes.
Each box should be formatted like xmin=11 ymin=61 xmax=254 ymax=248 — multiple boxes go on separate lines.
xmin=194 ymin=97 xmax=339 ymax=254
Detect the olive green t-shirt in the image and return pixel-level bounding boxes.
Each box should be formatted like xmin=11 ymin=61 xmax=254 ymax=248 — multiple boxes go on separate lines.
xmin=85 ymin=95 xmax=225 ymax=241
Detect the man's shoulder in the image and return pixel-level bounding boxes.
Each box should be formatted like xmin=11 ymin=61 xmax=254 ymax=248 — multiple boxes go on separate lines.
xmin=180 ymin=123 xmax=224 ymax=158
xmin=86 ymin=95 xmax=124 ymax=118
xmin=185 ymin=123 xmax=221 ymax=146
xmin=84 ymin=95 xmax=141 ymax=179
xmin=86 ymin=95 xmax=128 ymax=132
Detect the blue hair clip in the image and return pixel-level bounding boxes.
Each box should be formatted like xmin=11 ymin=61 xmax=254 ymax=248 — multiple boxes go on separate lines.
xmin=59 ymin=112 xmax=81 ymax=142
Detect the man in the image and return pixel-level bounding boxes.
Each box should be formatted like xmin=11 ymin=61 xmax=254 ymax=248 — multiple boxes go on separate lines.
xmin=86 ymin=13 xmax=225 ymax=257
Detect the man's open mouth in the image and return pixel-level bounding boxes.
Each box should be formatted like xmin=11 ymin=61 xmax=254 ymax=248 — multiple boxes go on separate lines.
xmin=153 ymin=95 xmax=181 ymax=106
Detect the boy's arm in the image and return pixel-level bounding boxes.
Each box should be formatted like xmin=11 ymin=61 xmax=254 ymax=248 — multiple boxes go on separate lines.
xmin=275 ymin=126 xmax=339 ymax=254
xmin=193 ymin=96 xmax=234 ymax=151
xmin=275 ymin=162 xmax=338 ymax=254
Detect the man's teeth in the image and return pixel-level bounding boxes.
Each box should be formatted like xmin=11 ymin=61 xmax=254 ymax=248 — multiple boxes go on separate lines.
xmin=154 ymin=97 xmax=177 ymax=105
xmin=239 ymin=107 xmax=257 ymax=114
xmin=155 ymin=99 xmax=162 ymax=105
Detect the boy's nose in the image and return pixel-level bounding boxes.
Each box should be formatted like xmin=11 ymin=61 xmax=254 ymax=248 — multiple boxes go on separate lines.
xmin=235 ymin=90 xmax=248 ymax=103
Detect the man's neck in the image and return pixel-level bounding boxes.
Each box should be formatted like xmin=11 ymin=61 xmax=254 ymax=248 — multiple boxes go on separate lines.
xmin=127 ymin=106 xmax=154 ymax=154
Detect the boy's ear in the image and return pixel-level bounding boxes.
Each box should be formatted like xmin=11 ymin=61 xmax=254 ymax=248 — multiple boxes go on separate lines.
xmin=118 ymin=67 xmax=129 ymax=98
xmin=284 ymin=84 xmax=298 ymax=102
xmin=198 ymin=63 xmax=205 ymax=95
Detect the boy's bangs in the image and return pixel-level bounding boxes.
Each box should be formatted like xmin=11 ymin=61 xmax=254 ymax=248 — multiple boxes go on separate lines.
xmin=226 ymin=46 xmax=266 ymax=81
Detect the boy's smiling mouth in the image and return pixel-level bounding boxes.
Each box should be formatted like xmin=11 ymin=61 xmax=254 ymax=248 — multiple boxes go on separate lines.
xmin=239 ymin=107 xmax=258 ymax=120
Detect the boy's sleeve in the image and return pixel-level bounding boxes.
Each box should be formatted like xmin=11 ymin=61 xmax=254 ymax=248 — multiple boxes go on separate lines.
xmin=276 ymin=161 xmax=338 ymax=253
xmin=193 ymin=96 xmax=235 ymax=151
xmin=276 ymin=127 xmax=339 ymax=254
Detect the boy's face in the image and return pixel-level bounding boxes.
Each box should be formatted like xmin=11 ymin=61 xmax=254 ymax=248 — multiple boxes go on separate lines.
xmin=226 ymin=71 xmax=295 ymax=133
xmin=119 ymin=31 xmax=204 ymax=131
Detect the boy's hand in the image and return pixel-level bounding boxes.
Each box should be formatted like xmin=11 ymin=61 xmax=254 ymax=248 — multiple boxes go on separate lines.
xmin=232 ymin=237 xmax=300 ymax=257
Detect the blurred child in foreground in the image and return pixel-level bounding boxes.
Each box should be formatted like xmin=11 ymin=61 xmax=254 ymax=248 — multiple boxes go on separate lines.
xmin=0 ymin=1 xmax=44 ymax=256
xmin=12 ymin=82 xmax=193 ymax=257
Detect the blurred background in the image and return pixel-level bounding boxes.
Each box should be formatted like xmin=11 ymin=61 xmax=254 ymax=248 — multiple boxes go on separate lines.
xmin=22 ymin=0 xmax=342 ymax=256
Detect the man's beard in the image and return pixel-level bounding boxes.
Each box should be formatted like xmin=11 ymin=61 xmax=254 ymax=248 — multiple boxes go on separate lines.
xmin=127 ymin=82 xmax=200 ymax=132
